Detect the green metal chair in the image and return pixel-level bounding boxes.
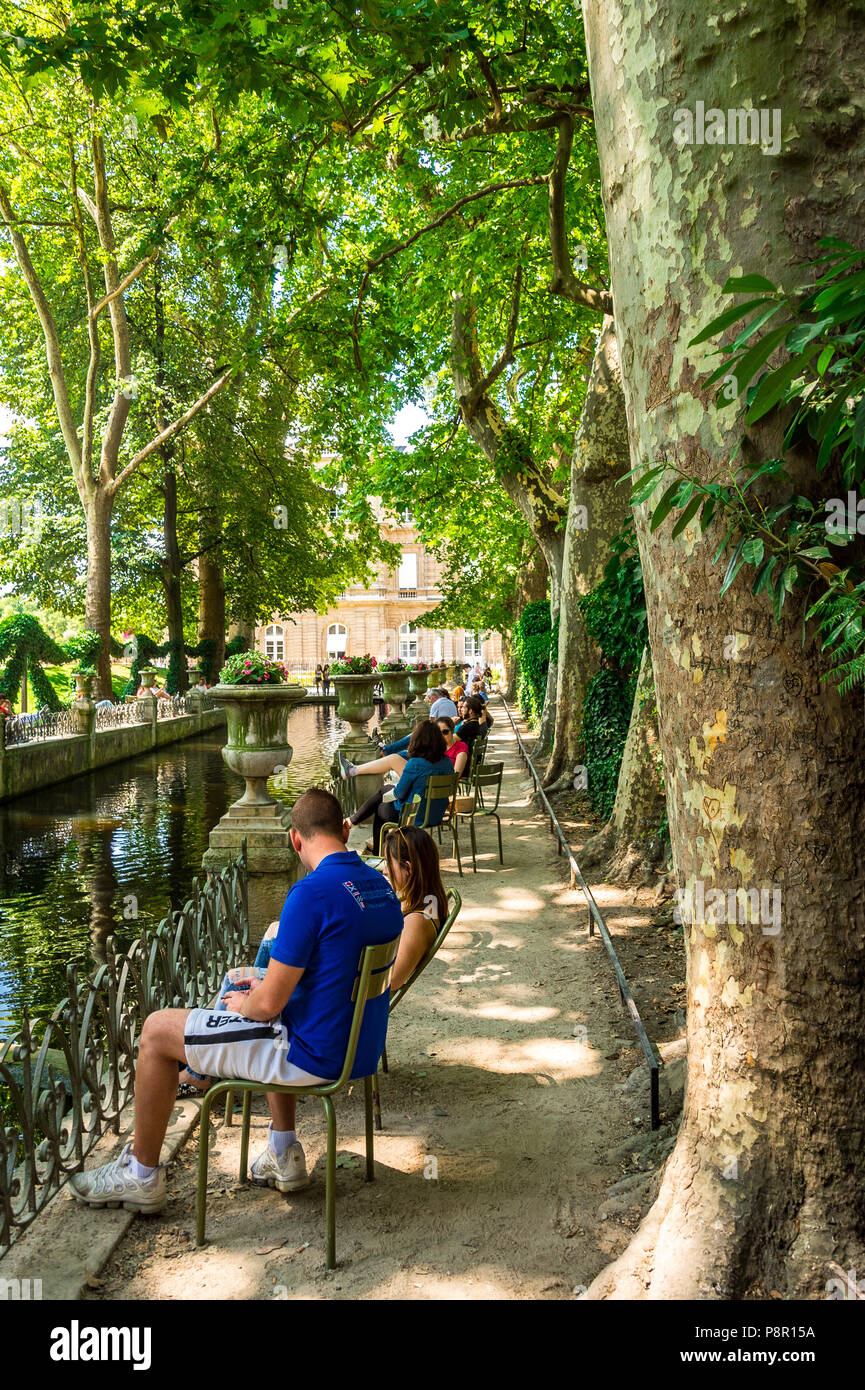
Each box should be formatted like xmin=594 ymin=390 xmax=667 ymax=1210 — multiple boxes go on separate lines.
xmin=453 ymin=760 xmax=504 ymax=872
xmin=195 ymin=932 xmax=402 ymax=1270
xmin=372 ymin=888 xmax=462 ymax=1130
xmin=363 ymin=794 xmax=421 ymax=871
xmin=416 ymin=770 xmax=463 ymax=874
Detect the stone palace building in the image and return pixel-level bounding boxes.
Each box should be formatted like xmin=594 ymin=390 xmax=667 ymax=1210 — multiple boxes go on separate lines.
xmin=254 ymin=510 xmax=502 ymax=672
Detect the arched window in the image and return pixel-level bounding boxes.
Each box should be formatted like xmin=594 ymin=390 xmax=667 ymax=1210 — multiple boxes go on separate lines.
xmin=399 ymin=622 xmax=418 ymax=661
xmin=264 ymin=624 xmax=285 ymax=661
xmin=326 ymin=623 xmax=347 ymax=657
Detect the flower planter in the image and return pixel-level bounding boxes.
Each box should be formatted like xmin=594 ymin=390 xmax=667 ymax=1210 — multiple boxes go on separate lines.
xmin=406 ymin=670 xmax=429 ymax=699
xmin=209 ymin=682 xmax=307 ymax=806
xmin=426 ymin=665 xmax=446 ymax=690
xmin=445 ymin=662 xmax=460 ymax=685
xmin=331 ymin=674 xmax=378 ymax=733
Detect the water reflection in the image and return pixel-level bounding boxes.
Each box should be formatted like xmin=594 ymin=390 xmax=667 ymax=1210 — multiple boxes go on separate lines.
xmin=0 ymin=703 xmax=384 ymax=1029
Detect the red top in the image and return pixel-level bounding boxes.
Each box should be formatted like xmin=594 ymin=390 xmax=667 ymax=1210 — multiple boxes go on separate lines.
xmin=446 ymin=740 xmax=469 ymax=767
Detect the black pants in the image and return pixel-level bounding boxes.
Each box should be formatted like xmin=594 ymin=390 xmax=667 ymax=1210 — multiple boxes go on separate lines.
xmin=351 ymin=788 xmax=398 ymax=852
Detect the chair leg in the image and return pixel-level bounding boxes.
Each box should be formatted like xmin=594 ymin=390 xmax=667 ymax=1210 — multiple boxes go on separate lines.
xmin=381 ymin=1043 xmax=389 ymax=1075
xmin=364 ymin=1075 xmax=375 ymax=1181
xmin=196 ymin=1088 xmax=217 ymax=1246
xmin=495 ymin=813 xmax=503 ymax=865
xmin=321 ymin=1094 xmax=337 ymax=1271
xmin=372 ymin=1068 xmax=383 ymax=1132
xmin=225 ymin=1088 xmax=234 ymax=1126
xmin=470 ymin=817 xmax=478 ymax=873
xmin=453 ymin=818 xmax=462 ymax=876
xmin=239 ymin=1089 xmax=252 ymax=1182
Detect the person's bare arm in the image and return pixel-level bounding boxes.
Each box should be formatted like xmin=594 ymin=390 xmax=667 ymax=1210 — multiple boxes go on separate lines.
xmin=224 ymin=959 xmax=304 ymax=1020
xmin=453 ymin=750 xmax=467 ymax=777
xmin=392 ymin=911 xmax=435 ymax=992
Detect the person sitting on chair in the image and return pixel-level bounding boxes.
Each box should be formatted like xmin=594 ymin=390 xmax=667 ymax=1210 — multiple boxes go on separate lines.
xmin=68 ymin=787 xmax=403 ymax=1213
xmin=382 ymin=826 xmax=448 ymax=991
xmin=345 ymin=720 xmax=453 ymax=854
xmin=436 ymin=716 xmax=468 ymax=778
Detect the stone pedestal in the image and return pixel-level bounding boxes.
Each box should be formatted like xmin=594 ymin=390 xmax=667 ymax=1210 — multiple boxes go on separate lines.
xmin=201 ymin=682 xmax=306 ymax=945
xmin=405 ymin=671 xmax=430 ymax=724
xmin=331 ymin=674 xmax=383 ymax=815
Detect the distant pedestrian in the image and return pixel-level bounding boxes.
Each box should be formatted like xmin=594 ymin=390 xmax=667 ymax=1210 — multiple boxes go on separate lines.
xmin=314 ymin=663 xmax=323 ymax=694
xmin=322 ymin=663 xmax=331 ymax=695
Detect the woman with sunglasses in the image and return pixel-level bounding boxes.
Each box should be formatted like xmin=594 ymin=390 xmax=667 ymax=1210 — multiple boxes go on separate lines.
xmin=435 ymin=715 xmax=469 ymax=778
xmin=383 ymin=825 xmax=449 ymax=991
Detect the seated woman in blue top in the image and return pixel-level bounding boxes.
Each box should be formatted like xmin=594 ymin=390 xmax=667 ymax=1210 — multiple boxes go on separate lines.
xmin=346 ymin=719 xmax=454 ymax=853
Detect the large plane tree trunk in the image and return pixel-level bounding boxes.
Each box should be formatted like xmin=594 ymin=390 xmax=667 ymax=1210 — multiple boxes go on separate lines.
xmin=583 ymin=0 xmax=865 ymax=1297
xmin=546 ymin=315 xmax=632 ymax=783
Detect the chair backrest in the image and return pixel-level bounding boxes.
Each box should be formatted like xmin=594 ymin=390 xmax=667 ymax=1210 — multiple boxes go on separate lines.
xmin=329 ymin=933 xmax=402 ymax=1088
xmin=390 ymin=888 xmax=462 ymax=1011
xmin=398 ymin=793 xmax=422 ymax=827
xmin=472 ymin=760 xmax=504 ymax=812
xmin=417 ymin=771 xmax=459 ymax=828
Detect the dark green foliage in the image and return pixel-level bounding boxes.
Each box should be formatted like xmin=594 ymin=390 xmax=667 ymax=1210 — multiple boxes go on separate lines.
xmin=224 ymin=634 xmax=249 ymax=659
xmin=633 ymin=239 xmax=865 ymax=689
xmin=512 ymin=600 xmax=553 ymax=726
xmin=580 ymin=669 xmax=637 ymax=820
xmin=578 ymin=524 xmax=648 ymax=818
xmin=578 ymin=523 xmax=647 ymax=673
xmin=190 ymin=638 xmax=217 ymax=683
xmin=0 ymin=613 xmax=72 ymax=710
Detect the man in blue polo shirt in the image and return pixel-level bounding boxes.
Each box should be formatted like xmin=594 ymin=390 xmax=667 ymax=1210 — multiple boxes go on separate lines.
xmin=70 ymin=787 xmax=403 ymax=1211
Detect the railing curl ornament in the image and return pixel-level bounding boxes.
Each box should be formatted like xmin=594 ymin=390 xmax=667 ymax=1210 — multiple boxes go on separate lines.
xmin=0 ymin=845 xmax=248 ymax=1253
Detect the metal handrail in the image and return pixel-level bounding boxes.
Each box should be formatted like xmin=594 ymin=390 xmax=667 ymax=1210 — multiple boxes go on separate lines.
xmin=498 ymin=695 xmax=662 ymax=1129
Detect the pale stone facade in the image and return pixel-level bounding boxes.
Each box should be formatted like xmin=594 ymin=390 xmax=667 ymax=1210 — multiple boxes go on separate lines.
xmin=254 ymin=514 xmax=502 ymax=672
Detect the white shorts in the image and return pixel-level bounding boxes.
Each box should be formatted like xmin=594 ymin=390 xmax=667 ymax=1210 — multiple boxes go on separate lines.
xmin=184 ymin=1008 xmax=332 ymax=1087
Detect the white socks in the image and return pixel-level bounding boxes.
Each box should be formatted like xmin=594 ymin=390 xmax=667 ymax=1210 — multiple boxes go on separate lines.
xmin=269 ymin=1126 xmax=297 ymax=1156
xmin=128 ymin=1152 xmax=158 ymax=1181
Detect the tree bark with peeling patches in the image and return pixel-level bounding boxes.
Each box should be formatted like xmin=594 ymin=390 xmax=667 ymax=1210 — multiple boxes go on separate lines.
xmin=545 ymin=315 xmax=633 ymax=783
xmin=583 ymin=0 xmax=865 ymax=1297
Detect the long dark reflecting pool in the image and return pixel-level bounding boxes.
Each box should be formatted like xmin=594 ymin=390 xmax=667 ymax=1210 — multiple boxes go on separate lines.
xmin=0 ymin=702 xmax=382 ymax=1031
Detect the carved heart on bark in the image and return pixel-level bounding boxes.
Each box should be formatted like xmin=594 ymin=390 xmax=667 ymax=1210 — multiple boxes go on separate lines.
xmin=702 ymin=796 xmax=722 ymax=821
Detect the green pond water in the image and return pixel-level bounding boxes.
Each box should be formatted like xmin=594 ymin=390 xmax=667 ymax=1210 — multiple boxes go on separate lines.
xmin=0 ymin=702 xmax=384 ymax=1033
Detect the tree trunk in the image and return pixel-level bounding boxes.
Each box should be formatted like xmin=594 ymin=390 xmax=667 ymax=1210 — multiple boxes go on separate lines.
xmin=546 ymin=316 xmax=632 ymax=783
xmin=450 ymin=293 xmax=567 ymax=750
xmin=583 ymin=0 xmax=865 ymax=1297
xmin=579 ymin=647 xmax=667 ymax=882
xmin=197 ymin=549 xmax=226 ymax=679
xmin=161 ymin=467 xmax=187 ymax=693
xmin=84 ymin=489 xmax=114 ymax=700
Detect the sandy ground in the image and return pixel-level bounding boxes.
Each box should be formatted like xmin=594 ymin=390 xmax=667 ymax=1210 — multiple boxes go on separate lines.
xmin=84 ymin=700 xmax=682 ymax=1302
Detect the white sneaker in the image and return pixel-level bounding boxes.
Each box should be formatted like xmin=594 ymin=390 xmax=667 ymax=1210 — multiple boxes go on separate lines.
xmin=250 ymin=1135 xmax=310 ymax=1193
xmin=68 ymin=1143 xmax=166 ymax=1213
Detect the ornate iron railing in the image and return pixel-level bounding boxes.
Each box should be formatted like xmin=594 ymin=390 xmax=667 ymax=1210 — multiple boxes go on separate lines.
xmin=156 ymin=694 xmax=191 ymax=720
xmin=94 ymin=701 xmax=147 ymax=730
xmin=0 ymin=849 xmax=248 ymax=1253
xmin=3 ymin=709 xmax=77 ymax=746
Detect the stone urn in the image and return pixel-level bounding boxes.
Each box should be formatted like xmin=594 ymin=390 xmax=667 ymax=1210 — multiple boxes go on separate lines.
xmin=138 ymin=665 xmax=158 ymax=687
xmin=446 ymin=662 xmax=460 ymax=685
xmin=210 ymin=682 xmax=306 ymax=805
xmin=406 ymin=668 xmax=431 ymax=722
xmin=426 ymin=665 xmax=446 ymax=690
xmin=203 ymin=681 xmax=307 ymax=943
xmin=378 ymin=669 xmax=411 ymax=738
xmin=71 ymin=670 xmax=95 ymax=699
xmin=331 ymin=672 xmax=383 ymax=812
